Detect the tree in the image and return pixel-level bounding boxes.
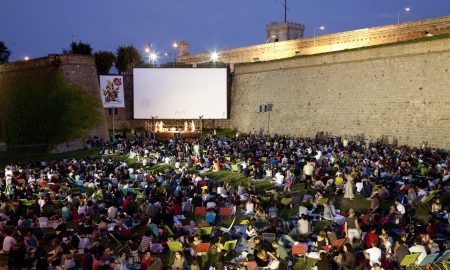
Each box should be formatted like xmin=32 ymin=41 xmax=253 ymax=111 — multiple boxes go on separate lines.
xmin=63 ymin=40 xmax=93 ymax=55
xmin=94 ymin=50 xmax=116 ymax=74
xmin=115 ymin=45 xmax=142 ymax=74
xmin=0 ymin=41 xmax=11 ymax=64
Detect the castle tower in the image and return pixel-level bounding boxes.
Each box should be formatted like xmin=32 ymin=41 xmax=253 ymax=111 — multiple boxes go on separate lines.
xmin=266 ymin=22 xmax=305 ymax=42
xmin=178 ymin=41 xmax=190 ymax=57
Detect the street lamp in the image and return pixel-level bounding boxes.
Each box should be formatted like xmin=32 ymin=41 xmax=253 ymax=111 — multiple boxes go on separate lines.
xmin=24 ymin=56 xmax=29 ymax=61
xmin=397 ymin=7 xmax=411 ymax=41
xmin=150 ymin=53 xmax=157 ymax=65
xmin=210 ymin=51 xmax=219 ymax=62
xmin=313 ymin=25 xmax=325 ymax=54
xmin=172 ymin=42 xmax=178 ymax=67
xmin=265 ymin=35 xmax=277 ymax=61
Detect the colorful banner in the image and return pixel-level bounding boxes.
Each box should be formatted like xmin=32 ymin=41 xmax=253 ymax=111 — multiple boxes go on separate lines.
xmin=99 ymin=75 xmax=125 ymax=108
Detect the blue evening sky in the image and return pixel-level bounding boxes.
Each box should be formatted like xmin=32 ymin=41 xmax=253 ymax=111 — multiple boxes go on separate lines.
xmin=1 ymin=0 xmax=449 ymax=61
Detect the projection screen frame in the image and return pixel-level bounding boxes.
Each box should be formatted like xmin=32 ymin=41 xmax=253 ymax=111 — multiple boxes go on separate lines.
xmin=133 ymin=67 xmax=228 ymax=120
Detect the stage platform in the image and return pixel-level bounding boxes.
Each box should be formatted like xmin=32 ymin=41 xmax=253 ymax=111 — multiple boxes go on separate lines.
xmin=154 ymin=131 xmax=201 ymax=140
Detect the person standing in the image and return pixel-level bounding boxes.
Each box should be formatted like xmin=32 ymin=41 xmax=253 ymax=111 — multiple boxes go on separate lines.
xmin=343 ymin=173 xmax=354 ymax=200
xmin=303 ymin=160 xmax=315 ymax=189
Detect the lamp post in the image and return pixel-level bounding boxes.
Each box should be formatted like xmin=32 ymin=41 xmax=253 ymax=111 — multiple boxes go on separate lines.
xmin=397 ymin=7 xmax=411 ymax=41
xmin=172 ymin=42 xmax=178 ymax=67
xmin=150 ymin=53 xmax=157 ymax=66
xmin=313 ymin=26 xmax=325 ymax=54
xmin=210 ymin=51 xmax=219 ymax=66
xmin=144 ymin=44 xmax=153 ymax=64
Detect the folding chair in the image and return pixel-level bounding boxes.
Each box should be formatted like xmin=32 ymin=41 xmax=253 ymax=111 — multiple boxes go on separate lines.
xmin=220 ymin=217 xmax=236 ymax=233
xmin=164 ymin=225 xmax=174 ymax=236
xmin=167 ymin=241 xmax=184 ymax=264
xmin=280 ymin=197 xmax=292 ymax=207
xmin=223 ymin=239 xmax=238 ymax=255
xmin=400 ymin=254 xmax=419 ymax=269
xmin=418 ymin=253 xmax=439 ymax=269
xmin=200 ymin=226 xmax=213 ymax=237
xmin=231 ymin=164 xmax=239 ymax=172
xmin=292 ymin=244 xmax=308 ymax=263
xmin=193 ymin=242 xmax=210 ymax=254
xmin=318 ymin=198 xmax=328 ymax=206
xmin=431 ymin=250 xmax=450 ymax=270
xmin=262 ymin=233 xmax=276 ymax=244
xmin=323 ymin=238 xmax=346 ymax=252
xmin=108 ymin=233 xmax=127 ymax=253
xmin=195 ymin=207 xmax=207 ymax=220
xmin=220 ymin=207 xmax=233 ymax=219
xmin=419 ymin=194 xmax=436 ymax=208
xmin=410 ymin=194 xmax=426 ymax=208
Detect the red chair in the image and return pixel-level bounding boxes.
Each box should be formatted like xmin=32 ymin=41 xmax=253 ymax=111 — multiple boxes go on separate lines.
xmin=194 ymin=207 xmax=207 ymax=217
xmin=323 ymin=238 xmax=346 ymax=252
xmin=220 ymin=207 xmax=233 ymax=219
xmin=292 ymin=244 xmax=307 ymax=262
xmin=193 ymin=242 xmax=210 ymax=254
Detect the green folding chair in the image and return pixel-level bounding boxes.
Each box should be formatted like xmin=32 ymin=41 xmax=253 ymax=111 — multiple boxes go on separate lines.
xmin=400 ymin=253 xmax=419 ymax=269
xmin=164 ymin=225 xmax=175 ymax=236
xmin=432 ymin=250 xmax=450 ymax=270
xmin=231 ymin=164 xmax=239 ymax=172
xmin=200 ymin=226 xmax=213 ymax=237
xmin=223 ymin=239 xmax=238 ymax=255
xmin=167 ymin=241 xmax=184 ymax=264
xmin=419 ymin=253 xmax=439 ymax=268
xmin=280 ymin=197 xmax=292 ymax=207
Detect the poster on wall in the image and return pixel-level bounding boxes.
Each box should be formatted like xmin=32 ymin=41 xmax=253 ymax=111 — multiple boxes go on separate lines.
xmin=99 ymin=75 xmax=125 ymax=108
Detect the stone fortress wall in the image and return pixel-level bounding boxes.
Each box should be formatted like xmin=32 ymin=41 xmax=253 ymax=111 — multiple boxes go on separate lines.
xmin=178 ymin=15 xmax=450 ymax=69
xmin=0 ymin=55 xmax=109 ymax=151
xmin=228 ymin=37 xmax=450 ymax=148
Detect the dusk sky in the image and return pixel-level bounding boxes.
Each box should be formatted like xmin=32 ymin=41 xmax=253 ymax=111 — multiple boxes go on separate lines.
xmin=1 ymin=0 xmax=450 ymax=62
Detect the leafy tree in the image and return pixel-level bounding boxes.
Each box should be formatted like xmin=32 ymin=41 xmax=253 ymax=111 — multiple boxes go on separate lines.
xmin=0 ymin=68 xmax=101 ymax=147
xmin=0 ymin=41 xmax=11 ymax=64
xmin=94 ymin=50 xmax=116 ymax=74
xmin=115 ymin=45 xmax=142 ymax=74
xmin=63 ymin=40 xmax=93 ymax=55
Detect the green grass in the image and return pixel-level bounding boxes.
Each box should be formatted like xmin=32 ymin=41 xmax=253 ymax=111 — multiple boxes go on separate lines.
xmin=0 ymin=148 xmax=100 ymax=168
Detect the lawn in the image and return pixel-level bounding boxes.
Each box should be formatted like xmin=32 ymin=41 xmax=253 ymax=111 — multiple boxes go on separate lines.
xmin=0 ymin=150 xmax=441 ymax=270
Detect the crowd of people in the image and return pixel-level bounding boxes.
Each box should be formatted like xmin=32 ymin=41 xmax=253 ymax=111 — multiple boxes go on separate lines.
xmin=0 ymin=132 xmax=449 ymax=270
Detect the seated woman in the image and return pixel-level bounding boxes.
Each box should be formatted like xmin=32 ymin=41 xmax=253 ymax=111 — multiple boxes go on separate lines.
xmin=246 ymin=224 xmax=258 ymax=239
xmin=334 ymin=243 xmax=356 ymax=270
xmin=315 ymin=230 xmax=330 ymax=251
xmin=254 ymin=208 xmax=267 ymax=221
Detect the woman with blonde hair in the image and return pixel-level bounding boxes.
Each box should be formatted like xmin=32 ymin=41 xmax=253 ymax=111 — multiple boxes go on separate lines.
xmin=344 ymin=208 xmax=361 ymax=245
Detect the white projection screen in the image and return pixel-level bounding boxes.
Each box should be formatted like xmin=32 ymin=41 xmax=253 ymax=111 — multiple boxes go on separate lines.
xmin=133 ymin=68 xmax=227 ymax=119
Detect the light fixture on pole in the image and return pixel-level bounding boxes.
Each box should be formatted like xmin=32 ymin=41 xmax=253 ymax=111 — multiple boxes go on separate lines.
xmin=210 ymin=51 xmax=219 ymax=63
xmin=172 ymin=42 xmax=178 ymax=67
xmin=313 ymin=25 xmax=325 ymax=54
xmin=24 ymin=56 xmax=30 ymax=61
xmin=150 ymin=53 xmax=157 ymax=65
xmin=397 ymin=7 xmax=411 ymax=41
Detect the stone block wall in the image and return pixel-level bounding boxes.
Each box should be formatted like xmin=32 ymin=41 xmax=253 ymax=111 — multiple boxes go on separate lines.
xmin=228 ymin=37 xmax=450 ymax=148
xmin=178 ymin=15 xmax=450 ymax=70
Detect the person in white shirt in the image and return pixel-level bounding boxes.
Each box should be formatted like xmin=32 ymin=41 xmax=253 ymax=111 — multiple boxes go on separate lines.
xmin=364 ymin=242 xmax=382 ymax=267
xmin=394 ymin=199 xmax=406 ymax=222
xmin=409 ymin=239 xmax=427 ymax=265
xmin=2 ymin=230 xmax=17 ymax=253
xmin=108 ymin=205 xmax=118 ymax=220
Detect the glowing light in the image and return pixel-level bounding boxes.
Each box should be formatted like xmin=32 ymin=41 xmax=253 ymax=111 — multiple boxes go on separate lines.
xmin=150 ymin=53 xmax=157 ymax=61
xmin=144 ymin=47 xmax=150 ymax=53
xmin=24 ymin=56 xmax=29 ymax=61
xmin=172 ymin=42 xmax=178 ymax=48
xmin=210 ymin=51 xmax=219 ymax=62
xmin=404 ymin=7 xmax=411 ymax=12
xmin=319 ymin=26 xmax=325 ymax=31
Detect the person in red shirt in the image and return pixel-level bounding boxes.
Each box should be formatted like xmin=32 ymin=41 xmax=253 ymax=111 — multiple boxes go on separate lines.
xmin=140 ymin=251 xmax=153 ymax=269
xmin=171 ymin=202 xmax=182 ymax=216
xmin=365 ymin=227 xmax=379 ymax=248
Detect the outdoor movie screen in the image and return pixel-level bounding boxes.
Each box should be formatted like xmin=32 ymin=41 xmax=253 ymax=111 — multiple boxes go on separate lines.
xmin=133 ymin=68 xmax=227 ymax=119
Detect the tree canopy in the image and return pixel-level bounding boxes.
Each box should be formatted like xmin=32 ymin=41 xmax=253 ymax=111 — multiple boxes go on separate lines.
xmin=94 ymin=50 xmax=116 ymax=74
xmin=115 ymin=45 xmax=142 ymax=74
xmin=63 ymin=40 xmax=93 ymax=55
xmin=0 ymin=41 xmax=11 ymax=64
